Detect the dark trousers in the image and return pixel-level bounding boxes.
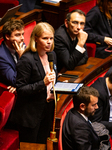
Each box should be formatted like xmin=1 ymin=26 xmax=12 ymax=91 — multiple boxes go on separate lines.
xmin=19 ymin=100 xmax=54 ymax=144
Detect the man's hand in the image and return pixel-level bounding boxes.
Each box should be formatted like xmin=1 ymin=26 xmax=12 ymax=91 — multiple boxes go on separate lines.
xmin=77 ymin=29 xmax=88 ymax=48
xmin=13 ymin=41 xmax=26 ymax=58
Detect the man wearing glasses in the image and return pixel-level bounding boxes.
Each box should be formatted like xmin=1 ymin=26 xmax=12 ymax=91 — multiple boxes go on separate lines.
xmin=54 ymin=9 xmax=88 ymax=72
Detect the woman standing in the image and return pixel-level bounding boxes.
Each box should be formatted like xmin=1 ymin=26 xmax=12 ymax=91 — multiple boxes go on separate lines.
xmin=10 ymin=22 xmax=57 ymax=144
xmin=85 ymin=0 xmax=112 ymax=58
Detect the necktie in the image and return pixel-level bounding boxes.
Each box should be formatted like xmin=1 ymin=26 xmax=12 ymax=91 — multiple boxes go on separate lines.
xmin=87 ymin=120 xmax=93 ymax=128
xmin=12 ymin=53 xmax=17 ymax=63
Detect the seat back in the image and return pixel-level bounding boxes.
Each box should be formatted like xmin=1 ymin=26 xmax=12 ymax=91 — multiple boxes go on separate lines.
xmin=0 ymin=91 xmax=15 ymax=130
xmin=24 ymin=21 xmax=36 ymax=46
xmin=0 ymin=83 xmax=8 ymax=96
xmin=69 ymin=0 xmax=97 ymax=14
xmin=58 ymin=99 xmax=74 ymax=150
xmin=86 ymin=43 xmax=96 ymax=57
xmin=0 ymin=38 xmax=4 ymax=45
xmin=0 ymin=90 xmax=19 ymax=150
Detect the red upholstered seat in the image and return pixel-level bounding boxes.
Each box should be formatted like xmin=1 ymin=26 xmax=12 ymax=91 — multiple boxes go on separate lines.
xmin=0 ymin=83 xmax=8 ymax=96
xmin=0 ymin=91 xmax=19 ymax=150
xmin=58 ymin=99 xmax=73 ymax=150
xmin=69 ymin=0 xmax=97 ymax=14
xmin=0 ymin=39 xmax=4 ymax=45
xmin=86 ymin=43 xmax=96 ymax=57
xmin=0 ymin=0 xmax=19 ymax=18
xmin=24 ymin=21 xmax=36 ymax=46
xmin=0 ymin=129 xmax=19 ymax=150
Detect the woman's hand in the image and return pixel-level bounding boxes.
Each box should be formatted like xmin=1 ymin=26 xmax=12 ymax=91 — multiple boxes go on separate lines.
xmin=7 ymin=86 xmax=16 ymax=93
xmin=104 ymin=37 xmax=112 ymax=46
xmin=44 ymin=71 xmax=55 ymax=86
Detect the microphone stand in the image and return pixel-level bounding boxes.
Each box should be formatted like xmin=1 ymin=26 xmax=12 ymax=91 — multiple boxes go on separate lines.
xmin=47 ymin=53 xmax=58 ymax=150
xmin=48 ymin=66 xmax=58 ymax=142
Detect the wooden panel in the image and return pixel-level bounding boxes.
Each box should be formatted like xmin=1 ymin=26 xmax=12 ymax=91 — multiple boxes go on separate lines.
xmin=41 ymin=0 xmax=93 ymax=29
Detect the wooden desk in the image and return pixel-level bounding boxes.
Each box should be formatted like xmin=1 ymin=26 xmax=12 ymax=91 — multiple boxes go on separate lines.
xmin=20 ymin=142 xmax=46 ymax=150
xmin=41 ymin=0 xmax=92 ymax=29
xmin=55 ymin=56 xmax=112 ymax=138
xmin=0 ymin=9 xmax=43 ymax=39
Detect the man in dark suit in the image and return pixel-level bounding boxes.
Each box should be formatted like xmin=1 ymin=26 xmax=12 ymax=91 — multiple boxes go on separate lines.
xmin=62 ymin=86 xmax=100 ymax=150
xmin=54 ymin=9 xmax=88 ymax=72
xmin=90 ymin=72 xmax=112 ymax=135
xmin=0 ymin=19 xmax=25 ymax=87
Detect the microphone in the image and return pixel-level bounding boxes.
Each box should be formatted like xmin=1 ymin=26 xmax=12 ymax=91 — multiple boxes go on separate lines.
xmin=48 ymin=52 xmax=54 ymax=72
xmin=47 ymin=52 xmax=58 ymax=142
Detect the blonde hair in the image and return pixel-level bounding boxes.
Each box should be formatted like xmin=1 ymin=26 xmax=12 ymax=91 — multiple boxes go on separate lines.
xmin=24 ymin=22 xmax=55 ymax=53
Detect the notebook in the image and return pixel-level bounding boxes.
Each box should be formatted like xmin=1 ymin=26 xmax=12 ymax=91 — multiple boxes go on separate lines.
xmin=0 ymin=4 xmax=22 ymax=26
xmin=50 ymin=82 xmax=84 ymax=94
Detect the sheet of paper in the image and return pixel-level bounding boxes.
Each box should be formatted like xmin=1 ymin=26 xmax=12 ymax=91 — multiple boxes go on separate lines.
xmin=44 ymin=0 xmax=60 ymax=3
xmin=53 ymin=82 xmax=83 ymax=92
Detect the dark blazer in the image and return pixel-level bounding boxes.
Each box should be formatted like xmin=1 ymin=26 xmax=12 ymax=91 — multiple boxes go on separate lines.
xmin=90 ymin=77 xmax=112 ymax=134
xmin=62 ymin=108 xmax=100 ymax=150
xmin=0 ymin=41 xmax=18 ymax=86
xmin=84 ymin=5 xmax=112 ymax=59
xmin=10 ymin=50 xmax=57 ymax=128
xmin=54 ymin=24 xmax=88 ymax=72
xmin=19 ymin=0 xmax=37 ymax=12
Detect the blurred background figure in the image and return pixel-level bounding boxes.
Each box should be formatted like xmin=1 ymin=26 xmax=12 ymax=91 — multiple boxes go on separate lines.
xmin=85 ymin=0 xmax=112 ymax=59
xmin=18 ymin=0 xmax=42 ymax=13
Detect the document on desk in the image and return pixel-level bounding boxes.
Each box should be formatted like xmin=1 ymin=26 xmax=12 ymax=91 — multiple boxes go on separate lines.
xmin=44 ymin=0 xmax=61 ymax=3
xmin=51 ymin=82 xmax=83 ymax=94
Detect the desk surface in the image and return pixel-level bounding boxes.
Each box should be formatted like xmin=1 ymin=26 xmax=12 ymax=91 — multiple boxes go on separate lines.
xmin=58 ymin=57 xmax=102 ymax=83
xmin=56 ymin=56 xmax=112 ymax=119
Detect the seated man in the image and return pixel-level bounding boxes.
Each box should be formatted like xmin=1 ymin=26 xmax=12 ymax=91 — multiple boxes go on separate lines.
xmin=0 ymin=19 xmax=25 ymax=87
xmin=62 ymin=86 xmax=100 ymax=150
xmin=104 ymin=66 xmax=112 ymax=78
xmin=90 ymin=72 xmax=112 ymax=135
xmin=54 ymin=9 xmax=88 ymax=72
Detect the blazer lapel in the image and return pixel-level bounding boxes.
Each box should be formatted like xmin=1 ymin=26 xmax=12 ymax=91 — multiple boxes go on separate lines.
xmin=33 ymin=52 xmax=45 ymax=79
